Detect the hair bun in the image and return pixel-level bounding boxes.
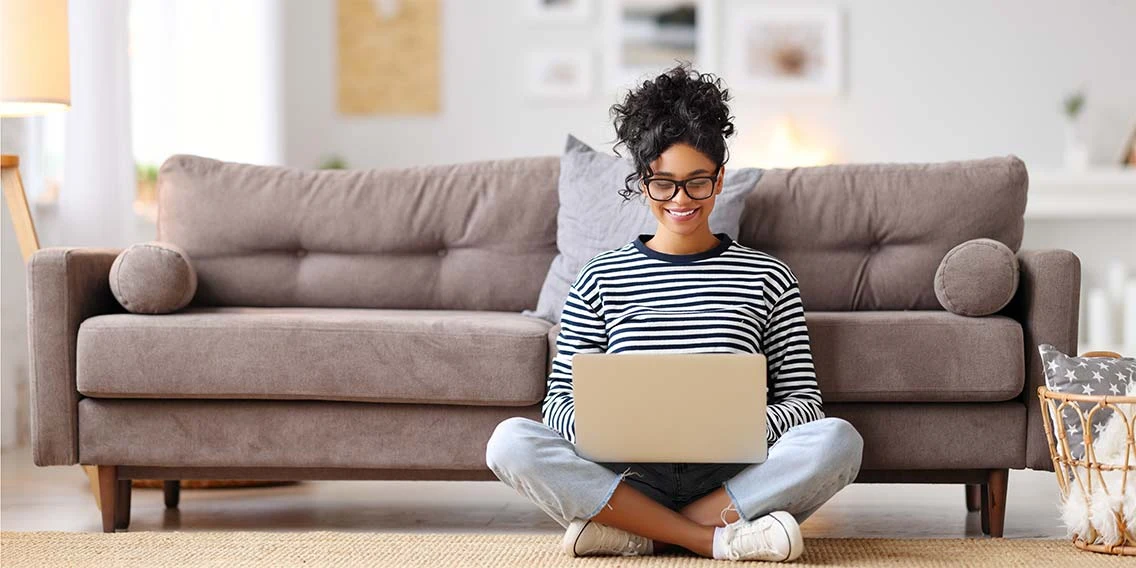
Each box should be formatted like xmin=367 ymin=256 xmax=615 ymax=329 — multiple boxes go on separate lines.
xmin=610 ymin=62 xmax=735 ymax=200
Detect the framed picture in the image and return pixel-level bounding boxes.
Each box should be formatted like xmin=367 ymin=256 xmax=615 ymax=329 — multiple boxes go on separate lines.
xmin=524 ymin=49 xmax=593 ymax=100
xmin=604 ymin=0 xmax=718 ymax=90
xmin=525 ymin=0 xmax=592 ymax=23
xmin=725 ymin=5 xmax=843 ymax=96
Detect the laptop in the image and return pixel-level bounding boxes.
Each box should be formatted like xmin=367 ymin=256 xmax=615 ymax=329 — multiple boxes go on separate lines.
xmin=571 ymin=353 xmax=767 ymax=464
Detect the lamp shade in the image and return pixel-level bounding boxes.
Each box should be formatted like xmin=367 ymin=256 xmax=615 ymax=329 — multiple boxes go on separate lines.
xmin=1 ymin=0 xmax=70 ymax=116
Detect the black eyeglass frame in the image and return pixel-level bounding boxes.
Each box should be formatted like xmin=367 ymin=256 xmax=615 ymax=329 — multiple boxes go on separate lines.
xmin=640 ymin=166 xmax=723 ymax=202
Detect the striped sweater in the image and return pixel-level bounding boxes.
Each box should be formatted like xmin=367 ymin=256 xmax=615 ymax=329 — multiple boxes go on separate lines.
xmin=541 ymin=232 xmax=825 ymax=447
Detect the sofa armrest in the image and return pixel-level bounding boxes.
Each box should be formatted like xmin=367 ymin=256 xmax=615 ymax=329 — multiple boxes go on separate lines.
xmin=27 ymin=247 xmax=124 ymax=466
xmin=1004 ymin=249 xmax=1081 ymax=471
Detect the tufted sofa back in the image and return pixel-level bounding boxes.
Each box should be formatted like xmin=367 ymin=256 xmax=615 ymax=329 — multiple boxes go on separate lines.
xmin=157 ymin=154 xmax=560 ymax=311
xmin=158 ymin=154 xmax=1027 ymax=312
xmin=736 ymin=156 xmax=1027 ymax=310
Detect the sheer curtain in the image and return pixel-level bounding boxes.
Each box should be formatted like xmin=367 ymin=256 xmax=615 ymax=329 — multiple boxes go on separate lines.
xmin=132 ymin=0 xmax=284 ymax=167
xmin=59 ymin=0 xmax=137 ymax=247
xmin=2 ymin=0 xmax=284 ymax=448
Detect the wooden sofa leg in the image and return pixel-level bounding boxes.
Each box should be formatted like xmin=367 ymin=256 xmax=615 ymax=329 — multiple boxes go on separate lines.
xmin=114 ymin=479 xmax=132 ymax=530
xmin=164 ymin=480 xmax=180 ymax=509
xmin=97 ymin=466 xmax=117 ymax=533
xmin=965 ymin=484 xmax=981 ymax=512
xmin=983 ymin=469 xmax=1008 ymax=538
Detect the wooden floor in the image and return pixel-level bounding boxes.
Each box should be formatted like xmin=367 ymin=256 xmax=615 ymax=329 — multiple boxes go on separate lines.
xmin=1 ymin=449 xmax=1067 ymax=538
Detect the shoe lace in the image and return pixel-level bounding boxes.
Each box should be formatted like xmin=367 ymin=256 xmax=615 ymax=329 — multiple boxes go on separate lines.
xmin=720 ymin=502 xmax=740 ymax=526
xmin=596 ymin=522 xmax=649 ymax=556
xmin=721 ymin=514 xmax=781 ymax=561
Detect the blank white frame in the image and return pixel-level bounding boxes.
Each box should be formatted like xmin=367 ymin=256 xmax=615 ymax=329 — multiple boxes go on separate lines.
xmin=725 ymin=5 xmax=842 ymax=96
xmin=524 ymin=49 xmax=594 ymax=100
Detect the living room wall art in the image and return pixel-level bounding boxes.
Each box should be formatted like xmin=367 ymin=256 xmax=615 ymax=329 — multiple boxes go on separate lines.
xmin=337 ymin=0 xmax=440 ymax=114
xmin=525 ymin=0 xmax=592 ymax=23
xmin=524 ymin=49 xmax=593 ymax=100
xmin=725 ymin=5 xmax=843 ymax=96
xmin=603 ymin=0 xmax=717 ymax=89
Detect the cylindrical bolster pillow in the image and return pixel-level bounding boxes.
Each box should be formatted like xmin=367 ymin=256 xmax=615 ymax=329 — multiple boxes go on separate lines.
xmin=934 ymin=238 xmax=1019 ymax=317
xmin=109 ymin=242 xmax=197 ymax=314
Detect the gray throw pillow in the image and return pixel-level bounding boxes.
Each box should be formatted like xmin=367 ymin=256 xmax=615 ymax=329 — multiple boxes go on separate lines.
xmin=934 ymin=238 xmax=1019 ymax=317
xmin=523 ymin=134 xmax=762 ymax=323
xmin=109 ymin=241 xmax=197 ymax=314
xmin=1038 ymin=343 xmax=1136 ymax=460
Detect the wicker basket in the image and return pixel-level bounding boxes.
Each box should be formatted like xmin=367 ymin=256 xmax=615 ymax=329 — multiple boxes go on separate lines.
xmin=1038 ymin=350 xmax=1136 ymax=556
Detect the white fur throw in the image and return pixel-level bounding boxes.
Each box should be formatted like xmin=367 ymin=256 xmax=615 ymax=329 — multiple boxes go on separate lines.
xmin=1059 ymin=380 xmax=1136 ymax=546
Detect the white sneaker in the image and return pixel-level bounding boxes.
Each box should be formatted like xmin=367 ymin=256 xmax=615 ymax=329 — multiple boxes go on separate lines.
xmin=718 ymin=509 xmax=804 ymax=562
xmin=562 ymin=518 xmax=654 ymax=557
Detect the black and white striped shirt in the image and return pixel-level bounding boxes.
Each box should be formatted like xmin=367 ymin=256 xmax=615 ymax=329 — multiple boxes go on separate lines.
xmin=542 ymin=233 xmax=825 ymax=446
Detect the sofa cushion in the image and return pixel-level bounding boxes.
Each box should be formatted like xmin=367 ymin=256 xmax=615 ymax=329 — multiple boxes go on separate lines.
xmin=109 ymin=241 xmax=197 ymax=314
xmin=934 ymin=238 xmax=1019 ymax=316
xmin=808 ymin=311 xmax=1023 ymax=402
xmin=737 ymin=156 xmax=1027 ymax=311
xmin=1037 ymin=343 xmax=1136 ymax=461
xmin=522 ymin=134 xmax=762 ymax=323
xmin=540 ymin=312 xmax=1021 ymax=403
xmin=77 ymin=308 xmax=552 ymax=405
xmin=157 ymin=154 xmax=560 ymax=311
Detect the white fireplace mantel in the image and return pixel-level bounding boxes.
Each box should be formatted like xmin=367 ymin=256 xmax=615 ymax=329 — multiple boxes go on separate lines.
xmin=1026 ymin=167 xmax=1136 ymax=220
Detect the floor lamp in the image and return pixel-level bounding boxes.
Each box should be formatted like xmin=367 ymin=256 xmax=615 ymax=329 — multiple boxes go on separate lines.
xmin=2 ymin=0 xmax=68 ymax=262
xmin=1 ymin=155 xmax=39 ymax=261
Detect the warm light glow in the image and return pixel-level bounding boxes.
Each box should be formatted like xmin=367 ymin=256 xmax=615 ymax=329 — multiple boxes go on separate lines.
xmin=0 ymin=101 xmax=70 ymax=117
xmin=754 ymin=117 xmax=831 ymax=169
xmin=0 ymin=0 xmax=71 ymax=116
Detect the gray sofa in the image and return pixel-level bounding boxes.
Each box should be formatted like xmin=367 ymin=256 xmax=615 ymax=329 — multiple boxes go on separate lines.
xmin=27 ymin=154 xmax=1080 ymax=534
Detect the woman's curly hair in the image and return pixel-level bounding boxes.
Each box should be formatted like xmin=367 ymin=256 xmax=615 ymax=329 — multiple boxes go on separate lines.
xmin=610 ymin=62 xmax=736 ymax=201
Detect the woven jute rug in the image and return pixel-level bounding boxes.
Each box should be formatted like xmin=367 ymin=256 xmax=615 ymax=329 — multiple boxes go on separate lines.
xmin=0 ymin=531 xmax=1128 ymax=567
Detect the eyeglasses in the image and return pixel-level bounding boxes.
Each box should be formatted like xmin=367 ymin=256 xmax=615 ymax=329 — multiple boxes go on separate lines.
xmin=642 ymin=167 xmax=721 ymax=201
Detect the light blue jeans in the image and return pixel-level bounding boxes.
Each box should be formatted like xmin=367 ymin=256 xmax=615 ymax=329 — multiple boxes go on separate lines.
xmin=485 ymin=416 xmax=864 ymax=528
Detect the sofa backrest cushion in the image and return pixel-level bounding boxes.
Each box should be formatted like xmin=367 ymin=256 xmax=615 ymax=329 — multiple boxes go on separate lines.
xmin=736 ymin=156 xmax=1027 ymax=311
xmin=159 ymin=154 xmax=1027 ymax=313
xmin=157 ymin=154 xmax=559 ymax=310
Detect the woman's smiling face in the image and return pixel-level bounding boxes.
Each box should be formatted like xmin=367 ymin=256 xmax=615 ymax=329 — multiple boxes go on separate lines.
xmin=641 ymin=142 xmax=724 ymax=239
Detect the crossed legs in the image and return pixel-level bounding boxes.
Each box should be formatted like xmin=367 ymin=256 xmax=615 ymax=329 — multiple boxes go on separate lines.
xmin=485 ymin=416 xmax=862 ymax=557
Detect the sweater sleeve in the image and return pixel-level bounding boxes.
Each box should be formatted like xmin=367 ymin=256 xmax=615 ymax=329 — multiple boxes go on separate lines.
xmin=763 ymin=277 xmax=825 ymax=445
xmin=541 ymin=282 xmax=608 ymax=443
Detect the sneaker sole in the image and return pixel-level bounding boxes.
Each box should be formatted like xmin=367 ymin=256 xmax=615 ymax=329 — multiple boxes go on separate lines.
xmin=768 ymin=511 xmax=804 ymax=561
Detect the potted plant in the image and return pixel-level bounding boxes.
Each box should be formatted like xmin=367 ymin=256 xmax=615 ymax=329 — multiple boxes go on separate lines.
xmin=1063 ymin=91 xmax=1089 ymax=170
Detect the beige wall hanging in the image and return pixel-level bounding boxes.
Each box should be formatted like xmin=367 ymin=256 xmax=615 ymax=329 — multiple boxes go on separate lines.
xmin=337 ymin=0 xmax=440 ymax=115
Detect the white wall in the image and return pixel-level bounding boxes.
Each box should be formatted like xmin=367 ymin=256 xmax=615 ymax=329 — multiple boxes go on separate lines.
xmin=131 ymin=0 xmax=284 ymax=166
xmin=282 ymin=0 xmax=1136 ymax=170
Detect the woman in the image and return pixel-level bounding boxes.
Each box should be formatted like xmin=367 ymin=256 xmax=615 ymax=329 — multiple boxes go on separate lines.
xmin=485 ymin=63 xmax=863 ymax=562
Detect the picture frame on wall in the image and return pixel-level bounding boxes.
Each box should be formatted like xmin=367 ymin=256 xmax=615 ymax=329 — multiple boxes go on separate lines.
xmin=525 ymin=0 xmax=592 ymax=23
xmin=725 ymin=5 xmax=843 ymax=96
xmin=524 ymin=49 xmax=593 ymax=100
xmin=604 ymin=0 xmax=718 ymax=90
